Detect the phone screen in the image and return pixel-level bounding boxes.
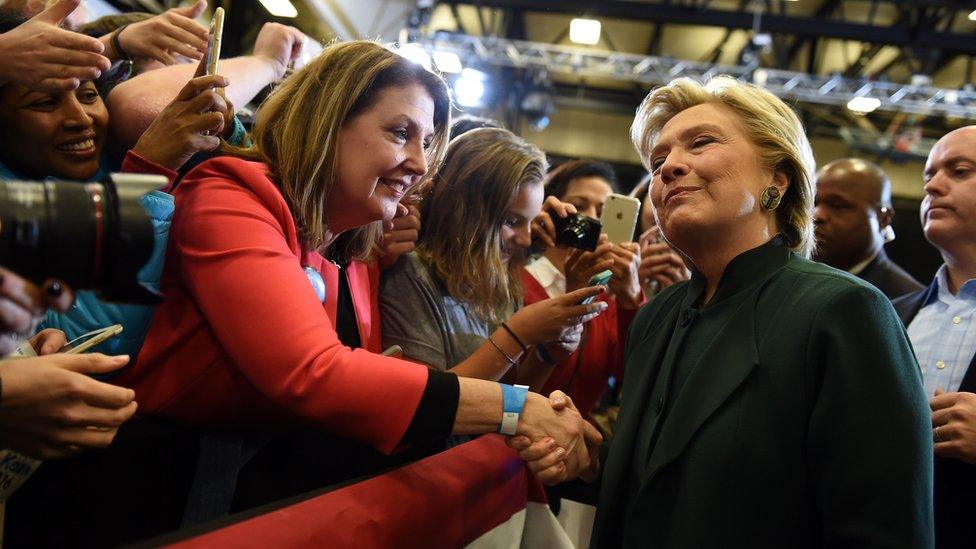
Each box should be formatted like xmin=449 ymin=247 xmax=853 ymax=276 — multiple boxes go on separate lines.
xmin=205 ymin=7 xmax=225 ymax=76
xmin=580 ymin=270 xmax=612 ymax=305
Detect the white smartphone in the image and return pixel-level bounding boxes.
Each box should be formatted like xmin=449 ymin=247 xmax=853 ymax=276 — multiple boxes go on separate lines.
xmin=63 ymin=324 xmax=124 ymax=355
xmin=205 ymin=7 xmax=225 ymax=76
xmin=601 ymin=194 xmax=641 ymax=244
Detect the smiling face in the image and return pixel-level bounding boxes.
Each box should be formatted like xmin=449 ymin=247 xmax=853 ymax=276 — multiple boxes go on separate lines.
xmin=0 ymin=81 xmax=108 ymax=181
xmin=646 ymin=102 xmax=782 ymax=255
xmin=921 ymin=126 xmax=976 ymax=255
xmin=500 ymin=182 xmax=544 ymax=264
xmin=331 ymin=83 xmax=435 ymax=234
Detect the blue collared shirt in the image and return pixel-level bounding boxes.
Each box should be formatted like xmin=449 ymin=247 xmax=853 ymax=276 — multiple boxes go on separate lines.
xmin=907 ymin=265 xmax=976 ymax=396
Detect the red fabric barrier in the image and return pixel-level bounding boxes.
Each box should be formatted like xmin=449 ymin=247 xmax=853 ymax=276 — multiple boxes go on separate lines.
xmin=168 ymin=435 xmax=534 ymax=549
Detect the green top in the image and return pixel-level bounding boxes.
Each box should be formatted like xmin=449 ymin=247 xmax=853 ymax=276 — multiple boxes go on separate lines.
xmin=593 ymin=236 xmax=933 ymax=549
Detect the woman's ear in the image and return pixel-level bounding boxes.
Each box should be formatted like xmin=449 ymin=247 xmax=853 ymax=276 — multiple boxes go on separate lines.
xmin=771 ymin=169 xmax=789 ymax=195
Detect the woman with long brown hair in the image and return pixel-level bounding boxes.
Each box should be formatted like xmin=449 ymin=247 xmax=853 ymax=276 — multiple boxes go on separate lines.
xmin=381 ymin=127 xmax=605 ymax=392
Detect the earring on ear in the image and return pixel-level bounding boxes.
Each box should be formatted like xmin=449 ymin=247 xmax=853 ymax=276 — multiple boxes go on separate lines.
xmin=760 ymin=186 xmax=782 ymax=210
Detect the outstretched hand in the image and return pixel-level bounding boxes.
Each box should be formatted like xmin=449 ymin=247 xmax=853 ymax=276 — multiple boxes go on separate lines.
xmin=0 ymin=0 xmax=111 ymax=92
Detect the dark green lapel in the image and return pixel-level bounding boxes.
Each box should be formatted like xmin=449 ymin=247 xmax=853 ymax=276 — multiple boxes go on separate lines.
xmin=639 ymin=294 xmax=761 ymax=486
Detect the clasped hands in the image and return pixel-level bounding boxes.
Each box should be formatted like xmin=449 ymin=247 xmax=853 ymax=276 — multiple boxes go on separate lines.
xmin=506 ymin=390 xmax=602 ymax=485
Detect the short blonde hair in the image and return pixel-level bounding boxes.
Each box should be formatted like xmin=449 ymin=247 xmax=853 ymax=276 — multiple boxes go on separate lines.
xmin=417 ymin=128 xmax=548 ymax=323
xmin=226 ymin=41 xmax=451 ymax=260
xmin=631 ymin=76 xmax=816 ymax=258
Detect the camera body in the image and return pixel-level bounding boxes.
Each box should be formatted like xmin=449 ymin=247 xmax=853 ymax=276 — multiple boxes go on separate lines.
xmin=552 ymin=213 xmax=602 ymax=252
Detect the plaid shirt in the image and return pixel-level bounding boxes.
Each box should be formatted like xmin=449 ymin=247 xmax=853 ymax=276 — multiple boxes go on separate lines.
xmin=907 ymin=265 xmax=976 ymax=396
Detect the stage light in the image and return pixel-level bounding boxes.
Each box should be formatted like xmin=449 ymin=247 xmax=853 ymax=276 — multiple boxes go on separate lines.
xmin=847 ymin=96 xmax=881 ymax=114
xmin=969 ymin=9 xmax=976 ymax=21
xmin=570 ymin=18 xmax=601 ymax=45
xmin=395 ymin=43 xmax=432 ymax=71
xmin=432 ymin=51 xmax=463 ymax=74
xmin=454 ymin=68 xmax=488 ymax=107
xmin=259 ymin=0 xmax=298 ymax=18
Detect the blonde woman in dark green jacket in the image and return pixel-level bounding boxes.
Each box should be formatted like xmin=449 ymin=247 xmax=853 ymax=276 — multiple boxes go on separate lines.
xmin=511 ymin=76 xmax=933 ymax=548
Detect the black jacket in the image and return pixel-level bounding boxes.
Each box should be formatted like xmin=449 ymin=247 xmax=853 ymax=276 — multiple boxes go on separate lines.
xmin=859 ymin=249 xmax=924 ymax=299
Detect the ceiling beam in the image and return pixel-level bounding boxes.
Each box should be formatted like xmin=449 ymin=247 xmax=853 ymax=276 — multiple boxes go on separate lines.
xmin=439 ymin=0 xmax=976 ymax=55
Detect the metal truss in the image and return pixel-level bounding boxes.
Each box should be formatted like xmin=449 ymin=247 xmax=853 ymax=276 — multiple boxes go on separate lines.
xmin=411 ymin=32 xmax=976 ymax=120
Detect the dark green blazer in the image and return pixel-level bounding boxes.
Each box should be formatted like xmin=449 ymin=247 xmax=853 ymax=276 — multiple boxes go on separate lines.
xmin=591 ymin=239 xmax=934 ymax=548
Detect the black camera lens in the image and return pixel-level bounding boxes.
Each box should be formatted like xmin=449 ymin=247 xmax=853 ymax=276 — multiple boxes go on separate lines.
xmin=0 ymin=174 xmax=165 ymax=304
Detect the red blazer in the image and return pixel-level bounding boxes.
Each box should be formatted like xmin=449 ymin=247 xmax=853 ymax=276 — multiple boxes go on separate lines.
xmin=520 ymin=268 xmax=637 ymax=417
xmin=118 ymin=157 xmax=430 ymax=454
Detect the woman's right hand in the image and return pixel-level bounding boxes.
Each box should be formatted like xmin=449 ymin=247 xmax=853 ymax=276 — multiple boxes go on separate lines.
xmin=131 ymin=58 xmax=230 ymax=171
xmin=507 ymin=286 xmax=607 ymax=346
xmin=530 ymin=196 xmax=578 ymax=249
xmin=0 ymin=0 xmax=110 ymax=93
xmin=0 ymin=353 xmax=137 ymax=459
xmin=564 ymin=234 xmax=615 ymax=293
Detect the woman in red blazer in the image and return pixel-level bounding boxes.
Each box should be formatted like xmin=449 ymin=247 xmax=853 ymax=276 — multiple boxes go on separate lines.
xmin=118 ymin=41 xmax=603 ymax=493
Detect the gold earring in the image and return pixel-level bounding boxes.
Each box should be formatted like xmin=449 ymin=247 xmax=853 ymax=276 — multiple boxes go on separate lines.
xmin=760 ymin=186 xmax=782 ymax=210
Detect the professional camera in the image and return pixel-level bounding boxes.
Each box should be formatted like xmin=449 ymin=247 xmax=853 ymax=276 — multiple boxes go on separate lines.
xmin=0 ymin=173 xmax=166 ymax=304
xmin=552 ymin=213 xmax=602 ymax=252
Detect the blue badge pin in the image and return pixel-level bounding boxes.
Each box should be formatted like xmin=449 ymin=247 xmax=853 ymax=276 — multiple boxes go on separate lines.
xmin=304 ymin=266 xmax=326 ymax=303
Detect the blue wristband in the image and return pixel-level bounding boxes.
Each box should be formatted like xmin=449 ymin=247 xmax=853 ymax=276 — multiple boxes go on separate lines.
xmin=498 ymin=383 xmax=529 ymax=435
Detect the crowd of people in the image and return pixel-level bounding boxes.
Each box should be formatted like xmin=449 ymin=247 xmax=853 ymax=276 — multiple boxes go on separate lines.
xmin=0 ymin=1 xmax=973 ymax=547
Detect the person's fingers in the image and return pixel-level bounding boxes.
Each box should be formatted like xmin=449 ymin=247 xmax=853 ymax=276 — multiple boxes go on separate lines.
xmin=170 ymin=0 xmax=208 ymax=22
xmin=74 ymin=377 xmax=137 ymax=410
xmin=153 ymin=32 xmax=206 ymax=60
xmin=560 ymin=285 xmax=604 ymax=305
xmin=0 ymin=300 xmax=36 ymax=335
xmin=165 ymin=11 xmax=210 ymax=44
xmin=525 ymin=448 xmax=568 ymax=474
xmin=391 ymin=213 xmax=421 ymax=232
xmin=505 ymin=435 xmax=532 ymax=451
xmin=192 ymin=53 xmax=207 ymax=78
xmin=386 ymin=228 xmax=419 ymax=244
xmin=549 ymin=390 xmax=576 ymax=411
xmin=32 ymin=328 xmax=68 ymax=355
xmin=514 ymin=438 xmax=559 ymax=461
xmin=33 ymin=77 xmax=80 ymax=93
xmin=46 ymin=352 xmax=130 ymax=374
xmin=178 ymin=75 xmax=229 ymax=103
xmin=935 ymin=388 xmax=946 ymax=397
xmin=638 ymin=226 xmax=659 ymax=248
xmin=183 ymin=86 xmax=225 ymax=113
xmin=931 ymin=392 xmax=958 ymax=411
xmin=536 ymin=461 xmax=567 ymax=485
xmin=0 ymin=268 xmax=46 ymax=316
xmin=51 ymin=424 xmax=121 ymax=449
xmin=153 ymin=49 xmax=178 ymax=66
xmin=35 ymin=0 xmax=83 ymax=27
xmin=187 ymin=132 xmax=222 ymax=153
xmin=59 ymin=400 xmax=137 ymax=429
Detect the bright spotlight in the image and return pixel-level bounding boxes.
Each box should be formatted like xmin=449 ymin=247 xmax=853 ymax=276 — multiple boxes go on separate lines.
xmin=258 ymin=0 xmax=298 ymax=18
xmin=432 ymin=51 xmax=463 ymax=74
xmin=396 ymin=43 xmax=432 ymax=70
xmin=454 ymin=68 xmax=488 ymax=107
xmin=969 ymin=9 xmax=976 ymax=21
xmin=570 ymin=18 xmax=601 ymax=45
xmin=847 ymin=96 xmax=881 ymax=114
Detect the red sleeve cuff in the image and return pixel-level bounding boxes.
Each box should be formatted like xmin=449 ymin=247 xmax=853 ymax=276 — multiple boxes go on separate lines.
xmin=120 ymin=150 xmax=178 ymax=192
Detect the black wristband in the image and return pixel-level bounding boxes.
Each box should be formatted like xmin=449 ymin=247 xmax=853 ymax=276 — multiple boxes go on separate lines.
xmin=111 ymin=24 xmax=132 ymax=62
xmin=500 ymin=322 xmax=528 ymax=353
